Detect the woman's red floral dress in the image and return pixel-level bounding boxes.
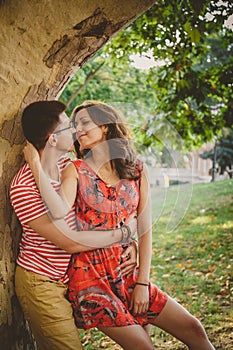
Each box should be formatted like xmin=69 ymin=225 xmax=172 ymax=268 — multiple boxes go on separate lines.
xmin=67 ymin=159 xmax=168 ymax=329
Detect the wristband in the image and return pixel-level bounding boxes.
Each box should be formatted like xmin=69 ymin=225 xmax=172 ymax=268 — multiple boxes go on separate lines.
xmin=120 ymin=225 xmax=131 ymax=243
xmin=135 ymin=282 xmax=149 ymax=287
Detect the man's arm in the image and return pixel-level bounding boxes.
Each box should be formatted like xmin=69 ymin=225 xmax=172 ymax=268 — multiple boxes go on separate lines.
xmin=10 ymin=177 xmax=136 ymax=254
xmin=27 ymin=213 xmax=135 ymax=253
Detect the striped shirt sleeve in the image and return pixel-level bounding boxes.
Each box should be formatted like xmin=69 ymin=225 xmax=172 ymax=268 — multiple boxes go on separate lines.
xmin=10 ymin=183 xmax=49 ymax=225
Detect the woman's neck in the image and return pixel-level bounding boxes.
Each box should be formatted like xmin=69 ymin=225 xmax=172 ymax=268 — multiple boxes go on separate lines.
xmin=87 ymin=141 xmax=112 ymax=171
xmin=89 ymin=159 xmax=119 ymax=186
xmin=87 ymin=157 xmax=112 ymax=173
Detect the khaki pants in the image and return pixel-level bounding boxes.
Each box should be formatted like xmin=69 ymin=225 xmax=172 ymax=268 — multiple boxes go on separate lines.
xmin=15 ymin=265 xmax=83 ymax=350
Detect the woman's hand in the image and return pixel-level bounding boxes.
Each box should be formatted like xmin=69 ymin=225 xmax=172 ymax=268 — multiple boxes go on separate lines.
xmin=23 ymin=141 xmax=40 ymax=165
xmin=129 ymin=284 xmax=149 ymax=315
xmin=120 ymin=242 xmax=137 ymax=277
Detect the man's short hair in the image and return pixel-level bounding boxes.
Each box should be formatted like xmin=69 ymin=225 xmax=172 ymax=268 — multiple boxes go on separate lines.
xmin=22 ymin=100 xmax=66 ymax=150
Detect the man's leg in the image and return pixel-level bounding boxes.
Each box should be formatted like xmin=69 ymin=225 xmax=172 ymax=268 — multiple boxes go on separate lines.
xmin=15 ymin=266 xmax=83 ymax=350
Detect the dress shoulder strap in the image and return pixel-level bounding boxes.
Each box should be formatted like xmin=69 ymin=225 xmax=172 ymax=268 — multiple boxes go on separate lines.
xmin=72 ymin=159 xmax=83 ymax=169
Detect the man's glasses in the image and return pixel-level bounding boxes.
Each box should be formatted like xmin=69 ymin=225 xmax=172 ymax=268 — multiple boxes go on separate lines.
xmin=53 ymin=120 xmax=74 ymax=134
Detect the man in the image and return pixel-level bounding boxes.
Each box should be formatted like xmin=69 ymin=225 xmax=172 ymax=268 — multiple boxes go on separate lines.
xmin=10 ymin=100 xmax=137 ymax=350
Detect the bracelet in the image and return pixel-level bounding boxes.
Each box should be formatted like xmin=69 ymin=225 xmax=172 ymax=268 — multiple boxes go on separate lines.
xmin=120 ymin=225 xmax=131 ymax=243
xmin=135 ymin=282 xmax=149 ymax=287
xmin=131 ymin=238 xmax=138 ymax=254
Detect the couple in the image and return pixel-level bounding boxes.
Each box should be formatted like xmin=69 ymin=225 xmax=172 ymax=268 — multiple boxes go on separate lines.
xmin=11 ymin=100 xmax=215 ymax=349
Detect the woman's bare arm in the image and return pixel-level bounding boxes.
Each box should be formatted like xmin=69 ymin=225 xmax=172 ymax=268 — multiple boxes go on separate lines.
xmin=24 ymin=142 xmax=76 ymax=219
xmin=129 ymin=166 xmax=152 ymax=314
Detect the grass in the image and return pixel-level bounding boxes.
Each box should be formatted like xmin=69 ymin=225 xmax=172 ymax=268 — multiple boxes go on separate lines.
xmin=78 ymin=179 xmax=233 ymax=349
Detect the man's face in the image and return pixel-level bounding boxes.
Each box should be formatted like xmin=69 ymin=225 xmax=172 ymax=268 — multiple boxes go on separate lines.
xmin=52 ymin=112 xmax=75 ymax=152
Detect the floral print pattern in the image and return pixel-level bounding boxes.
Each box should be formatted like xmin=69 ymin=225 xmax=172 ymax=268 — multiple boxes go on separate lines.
xmin=67 ymin=159 xmax=168 ymax=329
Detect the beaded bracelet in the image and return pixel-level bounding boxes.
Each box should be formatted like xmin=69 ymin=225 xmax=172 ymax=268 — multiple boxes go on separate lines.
xmin=135 ymin=282 xmax=149 ymax=287
xmin=120 ymin=225 xmax=131 ymax=243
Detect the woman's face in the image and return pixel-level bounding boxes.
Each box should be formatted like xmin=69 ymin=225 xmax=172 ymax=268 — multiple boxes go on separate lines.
xmin=74 ymin=108 xmax=107 ymax=150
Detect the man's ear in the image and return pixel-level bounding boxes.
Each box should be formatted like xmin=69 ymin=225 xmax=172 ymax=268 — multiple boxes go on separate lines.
xmin=102 ymin=125 xmax=108 ymax=135
xmin=47 ymin=133 xmax=57 ymax=146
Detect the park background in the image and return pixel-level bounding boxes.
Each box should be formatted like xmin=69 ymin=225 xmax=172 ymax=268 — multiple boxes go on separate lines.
xmin=59 ymin=2 xmax=233 ymax=348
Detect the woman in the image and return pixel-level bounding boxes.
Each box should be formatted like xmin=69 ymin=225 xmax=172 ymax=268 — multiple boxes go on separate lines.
xmin=25 ymin=101 xmax=215 ymax=350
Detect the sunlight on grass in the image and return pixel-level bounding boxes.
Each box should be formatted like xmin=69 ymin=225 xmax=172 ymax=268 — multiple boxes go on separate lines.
xmin=191 ymin=215 xmax=213 ymax=224
xmin=149 ymin=180 xmax=233 ymax=349
xmin=215 ymin=221 xmax=233 ymax=229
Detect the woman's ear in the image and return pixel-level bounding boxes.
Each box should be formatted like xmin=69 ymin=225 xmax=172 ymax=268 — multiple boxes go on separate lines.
xmin=47 ymin=133 xmax=57 ymax=147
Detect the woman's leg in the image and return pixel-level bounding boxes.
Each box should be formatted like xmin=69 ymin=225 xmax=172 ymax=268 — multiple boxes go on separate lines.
xmin=150 ymin=297 xmax=215 ymax=350
xmin=98 ymin=325 xmax=154 ymax=350
xmin=144 ymin=324 xmax=152 ymax=335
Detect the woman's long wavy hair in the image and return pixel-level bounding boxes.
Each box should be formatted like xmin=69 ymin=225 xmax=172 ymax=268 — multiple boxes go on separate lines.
xmin=71 ymin=101 xmax=140 ymax=180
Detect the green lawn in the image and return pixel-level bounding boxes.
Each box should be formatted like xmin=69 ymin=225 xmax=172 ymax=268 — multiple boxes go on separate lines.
xmin=79 ymin=180 xmax=233 ymax=349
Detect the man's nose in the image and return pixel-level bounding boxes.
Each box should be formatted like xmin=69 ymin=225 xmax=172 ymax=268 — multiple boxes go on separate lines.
xmin=75 ymin=122 xmax=81 ymax=131
xmin=76 ymin=125 xmax=84 ymax=134
xmin=71 ymin=126 xmax=76 ymax=134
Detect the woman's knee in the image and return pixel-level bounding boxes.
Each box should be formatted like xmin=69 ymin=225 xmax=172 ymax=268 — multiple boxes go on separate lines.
xmin=132 ymin=339 xmax=154 ymax=350
xmin=187 ymin=315 xmax=207 ymax=339
xmin=99 ymin=325 xmax=154 ymax=350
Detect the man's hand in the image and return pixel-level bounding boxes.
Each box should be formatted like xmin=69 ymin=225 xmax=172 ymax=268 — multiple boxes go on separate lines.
xmin=120 ymin=241 xmax=137 ymax=277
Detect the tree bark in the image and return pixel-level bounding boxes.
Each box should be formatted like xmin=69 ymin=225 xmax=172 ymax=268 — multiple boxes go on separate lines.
xmin=0 ymin=0 xmax=156 ymax=348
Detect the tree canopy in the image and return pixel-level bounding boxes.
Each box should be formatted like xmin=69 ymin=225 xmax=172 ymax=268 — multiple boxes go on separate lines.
xmin=61 ymin=0 xmax=233 ymax=151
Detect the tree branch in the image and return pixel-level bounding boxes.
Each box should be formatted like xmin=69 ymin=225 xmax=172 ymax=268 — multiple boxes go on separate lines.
xmin=66 ymin=62 xmax=105 ymax=107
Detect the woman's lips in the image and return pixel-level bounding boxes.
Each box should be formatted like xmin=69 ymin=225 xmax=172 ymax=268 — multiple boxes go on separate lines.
xmin=77 ymin=132 xmax=86 ymax=141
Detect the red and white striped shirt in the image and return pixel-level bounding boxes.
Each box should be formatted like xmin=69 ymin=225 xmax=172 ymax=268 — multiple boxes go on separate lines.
xmin=10 ymin=156 xmax=76 ymax=283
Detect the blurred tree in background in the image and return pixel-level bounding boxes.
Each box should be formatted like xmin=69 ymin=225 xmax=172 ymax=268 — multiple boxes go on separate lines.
xmin=200 ymin=128 xmax=233 ymax=178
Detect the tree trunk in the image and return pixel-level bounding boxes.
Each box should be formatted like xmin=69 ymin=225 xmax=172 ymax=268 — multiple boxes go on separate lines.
xmin=0 ymin=0 xmax=156 ymax=348
xmin=211 ymin=140 xmax=217 ymax=182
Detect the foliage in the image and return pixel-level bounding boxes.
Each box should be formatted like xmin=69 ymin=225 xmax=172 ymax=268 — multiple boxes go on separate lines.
xmin=200 ymin=128 xmax=233 ymax=177
xmin=60 ymin=52 xmax=173 ymax=158
xmin=105 ymin=0 xmax=233 ymax=147
xmin=60 ymin=0 xmax=233 ymax=151
xmin=78 ymin=180 xmax=233 ymax=349
xmin=61 ymin=51 xmax=153 ymax=116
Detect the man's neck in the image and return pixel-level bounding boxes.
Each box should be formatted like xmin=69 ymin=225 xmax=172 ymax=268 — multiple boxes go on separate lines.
xmin=40 ymin=149 xmax=64 ymax=181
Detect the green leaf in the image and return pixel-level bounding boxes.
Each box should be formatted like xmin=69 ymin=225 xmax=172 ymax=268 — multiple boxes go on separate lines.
xmin=190 ymin=28 xmax=201 ymax=44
